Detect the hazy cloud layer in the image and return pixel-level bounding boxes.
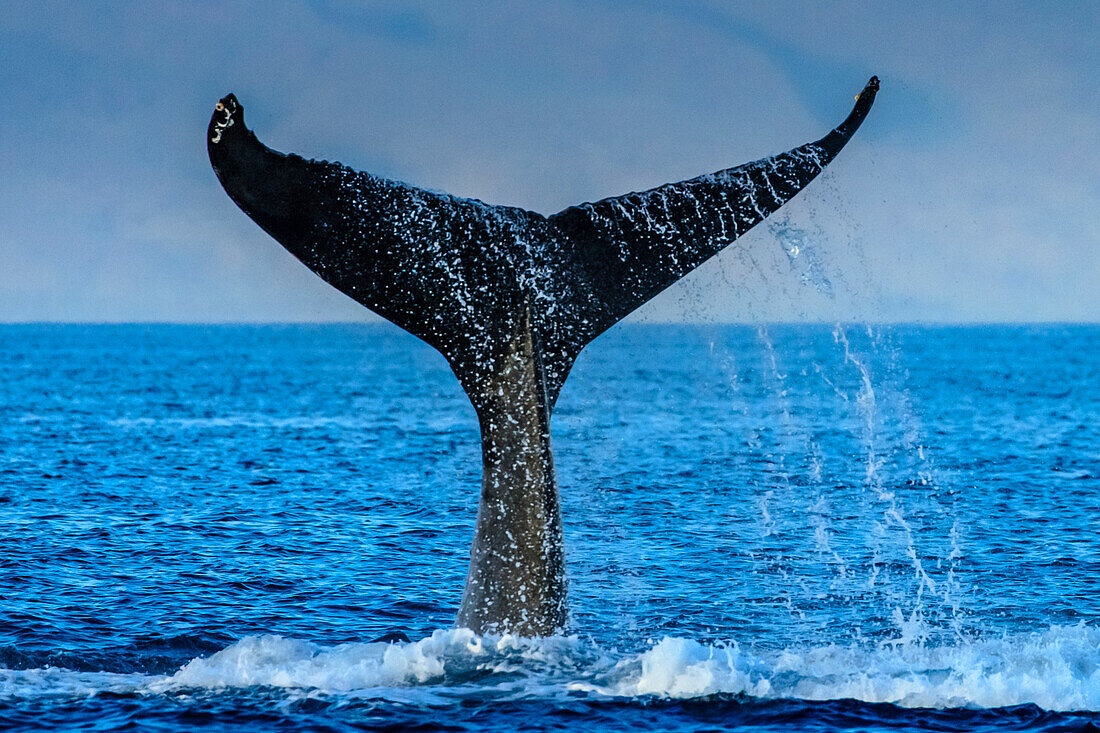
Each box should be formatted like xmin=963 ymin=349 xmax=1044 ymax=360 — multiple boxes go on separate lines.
xmin=1 ymin=1 xmax=1096 ymax=322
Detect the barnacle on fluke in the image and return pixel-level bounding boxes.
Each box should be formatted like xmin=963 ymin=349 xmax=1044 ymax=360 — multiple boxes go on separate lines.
xmin=207 ymin=77 xmax=879 ymax=637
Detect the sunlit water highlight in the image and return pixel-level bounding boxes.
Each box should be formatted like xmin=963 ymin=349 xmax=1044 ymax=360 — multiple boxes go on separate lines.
xmin=1 ymin=324 xmax=1098 ymax=730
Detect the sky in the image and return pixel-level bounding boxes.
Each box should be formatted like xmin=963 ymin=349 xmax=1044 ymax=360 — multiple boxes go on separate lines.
xmin=1 ymin=0 xmax=1097 ymax=323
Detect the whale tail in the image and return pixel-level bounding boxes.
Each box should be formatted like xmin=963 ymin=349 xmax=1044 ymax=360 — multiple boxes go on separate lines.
xmin=208 ymin=77 xmax=878 ymax=635
xmin=545 ymin=76 xmax=880 ymax=391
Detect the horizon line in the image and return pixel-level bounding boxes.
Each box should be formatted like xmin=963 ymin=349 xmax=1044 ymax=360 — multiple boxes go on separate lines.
xmin=2 ymin=320 xmax=1098 ymax=328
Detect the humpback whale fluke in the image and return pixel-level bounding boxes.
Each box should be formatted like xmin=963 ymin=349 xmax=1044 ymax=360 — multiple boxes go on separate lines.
xmin=207 ymin=77 xmax=879 ymax=636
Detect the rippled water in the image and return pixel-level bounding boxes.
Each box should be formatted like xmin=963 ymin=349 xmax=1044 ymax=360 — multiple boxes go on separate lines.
xmin=1 ymin=324 xmax=1098 ymax=731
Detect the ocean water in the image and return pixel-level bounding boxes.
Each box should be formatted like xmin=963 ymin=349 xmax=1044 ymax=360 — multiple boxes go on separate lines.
xmin=1 ymin=323 xmax=1097 ymax=731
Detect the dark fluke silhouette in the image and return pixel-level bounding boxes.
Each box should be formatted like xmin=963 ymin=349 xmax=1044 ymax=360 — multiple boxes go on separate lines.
xmin=207 ymin=77 xmax=879 ymax=636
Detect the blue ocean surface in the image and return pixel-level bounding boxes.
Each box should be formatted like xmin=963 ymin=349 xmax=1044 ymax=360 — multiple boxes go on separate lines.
xmin=1 ymin=323 xmax=1098 ymax=731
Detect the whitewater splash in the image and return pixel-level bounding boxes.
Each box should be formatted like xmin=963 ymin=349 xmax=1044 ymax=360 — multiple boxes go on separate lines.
xmin=3 ymin=626 xmax=1097 ymax=712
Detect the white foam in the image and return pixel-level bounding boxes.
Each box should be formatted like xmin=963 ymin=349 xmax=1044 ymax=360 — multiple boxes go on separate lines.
xmin=0 ymin=667 xmax=152 ymax=700
xmin=163 ymin=628 xmax=589 ymax=693
xmin=3 ymin=625 xmax=1098 ymax=712
xmin=168 ymin=630 xmax=458 ymax=690
xmin=595 ymin=624 xmax=1100 ymax=710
